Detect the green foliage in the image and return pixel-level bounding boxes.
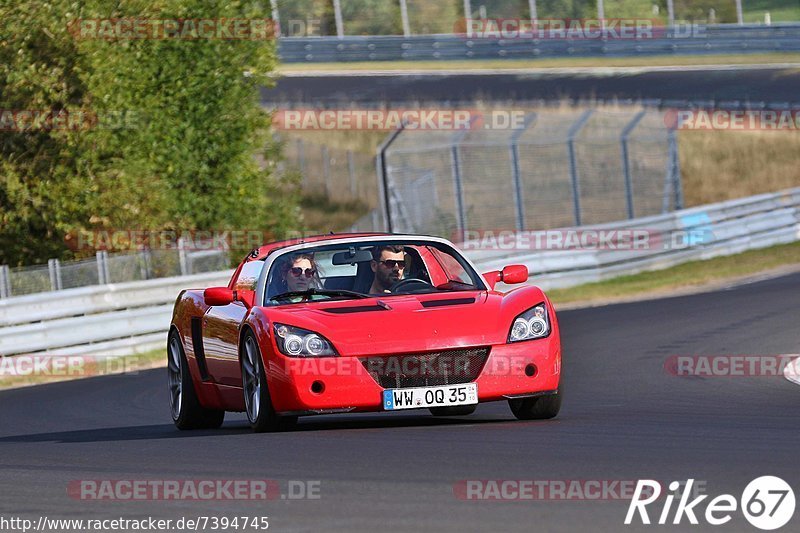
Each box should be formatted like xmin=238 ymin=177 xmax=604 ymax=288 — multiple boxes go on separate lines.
xmin=0 ymin=0 xmax=299 ymax=266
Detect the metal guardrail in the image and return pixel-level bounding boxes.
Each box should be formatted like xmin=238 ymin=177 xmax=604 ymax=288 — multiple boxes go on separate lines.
xmin=0 ymin=271 xmax=232 ymax=356
xmin=278 ymin=23 xmax=800 ymax=62
xmin=476 ymin=187 xmax=800 ymax=290
xmin=0 ymin=188 xmax=798 ymax=357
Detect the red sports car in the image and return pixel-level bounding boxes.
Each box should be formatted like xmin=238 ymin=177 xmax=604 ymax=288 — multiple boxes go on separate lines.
xmin=168 ymin=234 xmax=562 ymax=432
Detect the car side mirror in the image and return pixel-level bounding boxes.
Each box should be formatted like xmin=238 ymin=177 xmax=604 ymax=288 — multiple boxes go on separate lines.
xmin=204 ymin=287 xmax=234 ymax=306
xmin=482 ymin=265 xmax=529 ymax=290
xmin=501 ymin=264 xmax=528 ymax=285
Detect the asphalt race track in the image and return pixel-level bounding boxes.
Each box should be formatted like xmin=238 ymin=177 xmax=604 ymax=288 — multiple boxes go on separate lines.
xmin=264 ymin=66 xmax=800 ymax=106
xmin=0 ymin=272 xmax=798 ymax=532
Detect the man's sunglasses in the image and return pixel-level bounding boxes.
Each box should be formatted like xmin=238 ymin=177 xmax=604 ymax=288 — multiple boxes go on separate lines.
xmin=377 ymin=259 xmax=405 ymax=269
xmin=289 ymin=267 xmax=317 ymax=278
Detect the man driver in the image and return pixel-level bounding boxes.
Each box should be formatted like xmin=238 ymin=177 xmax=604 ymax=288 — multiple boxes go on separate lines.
xmin=368 ymin=245 xmax=406 ymax=294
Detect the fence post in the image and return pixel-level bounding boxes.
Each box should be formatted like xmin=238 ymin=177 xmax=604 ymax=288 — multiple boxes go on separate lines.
xmin=332 ymin=0 xmax=344 ymax=38
xmin=450 ymin=147 xmax=466 ymax=236
xmin=269 ymin=0 xmax=281 ymax=36
xmin=509 ymin=113 xmax=537 ymax=231
xmin=662 ymin=133 xmax=676 ymax=213
xmin=670 ymin=130 xmax=684 ymax=209
xmin=620 ymin=110 xmax=647 ymax=220
xmin=297 ymin=138 xmax=307 ymax=187
xmin=322 ymin=145 xmax=331 ymax=197
xmin=399 ymin=0 xmax=411 ymax=37
xmin=567 ymin=109 xmax=594 ymax=227
xmin=463 ymin=0 xmax=472 ymax=32
xmin=528 ymin=0 xmax=538 ymax=20
xmin=348 ymin=150 xmax=357 ymax=198
xmin=0 ymin=265 xmax=10 ymax=298
xmin=371 ymin=209 xmax=379 ymax=231
xmin=376 ymin=122 xmax=406 ymax=233
xmin=178 ymin=237 xmax=189 ymax=276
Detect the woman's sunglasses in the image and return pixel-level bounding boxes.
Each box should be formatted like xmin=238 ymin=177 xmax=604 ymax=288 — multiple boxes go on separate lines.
xmin=289 ymin=267 xmax=317 ymax=278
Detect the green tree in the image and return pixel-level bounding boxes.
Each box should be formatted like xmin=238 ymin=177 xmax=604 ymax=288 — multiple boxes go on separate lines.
xmin=0 ymin=0 xmax=299 ymax=266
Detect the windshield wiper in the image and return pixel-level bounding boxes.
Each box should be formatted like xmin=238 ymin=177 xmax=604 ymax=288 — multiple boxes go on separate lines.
xmin=269 ymin=288 xmax=369 ymax=302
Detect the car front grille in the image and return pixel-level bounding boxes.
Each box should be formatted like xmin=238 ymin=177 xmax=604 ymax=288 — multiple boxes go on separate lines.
xmin=359 ymin=347 xmax=490 ymax=389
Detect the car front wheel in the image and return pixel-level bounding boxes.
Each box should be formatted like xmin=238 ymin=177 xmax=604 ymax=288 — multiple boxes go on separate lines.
xmin=241 ymin=331 xmax=297 ymax=433
xmin=508 ymin=386 xmax=562 ymax=420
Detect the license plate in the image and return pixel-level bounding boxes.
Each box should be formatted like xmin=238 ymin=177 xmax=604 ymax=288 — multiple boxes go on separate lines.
xmin=383 ymin=383 xmax=478 ymax=410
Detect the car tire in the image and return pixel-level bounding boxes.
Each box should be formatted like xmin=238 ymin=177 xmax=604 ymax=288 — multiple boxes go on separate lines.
xmin=508 ymin=385 xmax=562 ymax=420
xmin=429 ymin=405 xmax=477 ymax=416
xmin=168 ymin=330 xmax=225 ymax=430
xmin=241 ymin=330 xmax=297 ymax=433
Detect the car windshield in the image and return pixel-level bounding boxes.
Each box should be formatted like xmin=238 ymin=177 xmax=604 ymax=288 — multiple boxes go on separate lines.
xmin=264 ymin=239 xmax=485 ymax=305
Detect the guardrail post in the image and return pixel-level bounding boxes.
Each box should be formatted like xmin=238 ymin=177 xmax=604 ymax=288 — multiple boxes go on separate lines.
xmin=0 ymin=265 xmax=10 ymax=298
xmin=322 ymin=145 xmax=331 ymax=197
xmin=567 ymin=109 xmax=594 ymax=227
xmin=348 ymin=150 xmax=357 ymax=198
xmin=178 ymin=237 xmax=189 ymax=276
xmin=48 ymin=258 xmax=63 ymax=290
xmin=509 ymin=113 xmax=537 ymax=231
xmin=96 ymin=251 xmax=107 ymax=285
xmin=621 ymin=110 xmax=647 ymax=220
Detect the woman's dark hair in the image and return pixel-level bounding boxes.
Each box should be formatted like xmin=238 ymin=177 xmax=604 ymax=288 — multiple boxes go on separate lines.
xmin=273 ymin=252 xmax=321 ymax=292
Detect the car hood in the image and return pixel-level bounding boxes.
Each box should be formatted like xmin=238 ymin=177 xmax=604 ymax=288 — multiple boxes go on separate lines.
xmin=262 ymin=291 xmax=512 ymax=356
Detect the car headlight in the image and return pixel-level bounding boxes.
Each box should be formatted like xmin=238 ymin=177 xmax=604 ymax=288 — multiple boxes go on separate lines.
xmin=273 ymin=323 xmax=338 ymax=357
xmin=508 ymin=303 xmax=550 ymax=343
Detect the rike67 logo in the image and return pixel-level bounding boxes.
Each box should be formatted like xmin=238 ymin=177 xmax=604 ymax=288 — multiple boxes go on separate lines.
xmin=626 ymin=477 xmax=795 ymax=530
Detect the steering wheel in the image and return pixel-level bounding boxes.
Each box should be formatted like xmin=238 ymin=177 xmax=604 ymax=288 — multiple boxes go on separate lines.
xmin=389 ymin=278 xmax=434 ymax=293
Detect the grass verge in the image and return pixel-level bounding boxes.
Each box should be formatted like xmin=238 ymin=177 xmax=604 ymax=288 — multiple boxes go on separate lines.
xmin=278 ymin=53 xmax=800 ymax=73
xmin=300 ymin=192 xmax=372 ymax=233
xmin=548 ymin=240 xmax=800 ymax=306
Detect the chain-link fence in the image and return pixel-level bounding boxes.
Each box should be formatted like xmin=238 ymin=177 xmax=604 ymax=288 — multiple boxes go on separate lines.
xmin=379 ymin=108 xmax=680 ymax=238
xmin=272 ymin=0 xmax=799 ymax=37
xmin=282 ymin=137 xmax=378 ymax=205
xmin=0 ymin=244 xmax=230 ymax=299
